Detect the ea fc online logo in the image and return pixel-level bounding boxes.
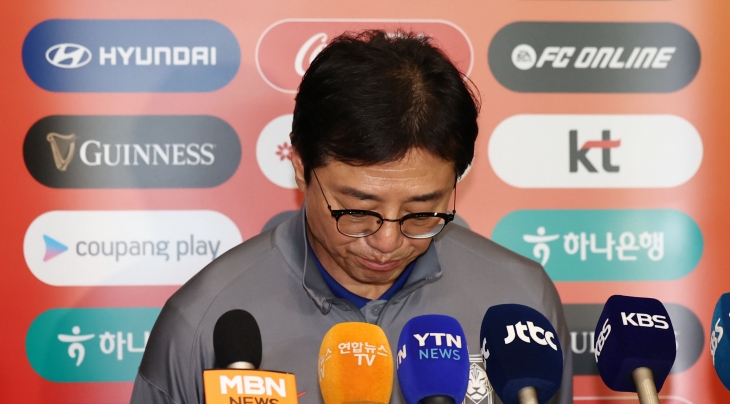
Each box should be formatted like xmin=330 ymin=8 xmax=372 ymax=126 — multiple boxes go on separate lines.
xmin=45 ymin=43 xmax=92 ymax=68
xmin=511 ymin=44 xmax=536 ymax=70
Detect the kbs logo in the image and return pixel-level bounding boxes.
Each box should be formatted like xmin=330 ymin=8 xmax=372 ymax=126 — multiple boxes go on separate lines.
xmin=24 ymin=116 xmax=241 ymax=188
xmin=26 ymin=308 xmax=160 ymax=382
xmin=489 ymin=115 xmax=703 ymax=188
xmin=256 ymin=19 xmax=473 ymax=93
xmin=565 ymin=304 xmax=704 ymax=375
xmin=621 ymin=312 xmax=670 ymax=329
xmin=489 ymin=22 xmax=700 ymax=92
xmin=503 ymin=321 xmax=558 ymax=351
xmin=23 ymin=20 xmax=240 ymax=92
xmin=23 ymin=210 xmax=242 ymax=286
xmin=594 ymin=319 xmax=611 ymax=362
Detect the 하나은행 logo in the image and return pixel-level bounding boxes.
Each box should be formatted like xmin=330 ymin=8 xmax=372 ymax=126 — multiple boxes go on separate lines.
xmin=26 ymin=308 xmax=161 ymax=382
xmin=491 ymin=209 xmax=703 ymax=281
xmin=256 ymin=19 xmax=473 ymax=93
xmin=488 ymin=22 xmax=700 ymax=92
xmin=23 ymin=20 xmax=240 ymax=92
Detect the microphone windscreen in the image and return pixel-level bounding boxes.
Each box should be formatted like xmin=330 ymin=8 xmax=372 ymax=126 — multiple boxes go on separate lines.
xmin=318 ymin=322 xmax=393 ymax=404
xmin=213 ymin=309 xmax=262 ymax=369
xmin=396 ymin=315 xmax=470 ymax=404
xmin=480 ymin=304 xmax=563 ymax=404
xmin=594 ymin=295 xmax=676 ymax=392
xmin=711 ymin=292 xmax=730 ymax=390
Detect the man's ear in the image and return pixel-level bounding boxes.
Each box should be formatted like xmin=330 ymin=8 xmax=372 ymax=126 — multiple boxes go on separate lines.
xmin=289 ymin=138 xmax=308 ymax=193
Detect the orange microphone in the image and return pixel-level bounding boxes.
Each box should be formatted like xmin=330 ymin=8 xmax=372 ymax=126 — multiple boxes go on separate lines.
xmin=318 ymin=322 xmax=394 ymax=404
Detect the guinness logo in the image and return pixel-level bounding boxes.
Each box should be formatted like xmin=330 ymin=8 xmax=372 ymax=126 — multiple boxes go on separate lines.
xmin=24 ymin=115 xmax=241 ymax=189
xmin=46 ymin=132 xmax=76 ymax=171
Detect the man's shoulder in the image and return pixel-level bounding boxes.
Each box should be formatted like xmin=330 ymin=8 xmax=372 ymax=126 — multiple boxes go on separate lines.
xmin=165 ymin=228 xmax=280 ymax=314
xmin=436 ymin=223 xmax=543 ymax=273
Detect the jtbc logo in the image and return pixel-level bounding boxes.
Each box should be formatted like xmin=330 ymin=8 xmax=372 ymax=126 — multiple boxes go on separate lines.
xmin=621 ymin=312 xmax=670 ymax=329
xmin=711 ymin=316 xmax=725 ymax=364
xmin=569 ymin=130 xmax=620 ymax=173
xmin=504 ymin=321 xmax=558 ymax=351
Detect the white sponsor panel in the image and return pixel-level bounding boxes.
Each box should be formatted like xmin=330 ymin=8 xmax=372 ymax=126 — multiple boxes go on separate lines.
xmin=488 ymin=115 xmax=703 ymax=188
xmin=24 ymin=210 xmax=242 ymax=286
xmin=257 ymin=114 xmax=297 ymax=189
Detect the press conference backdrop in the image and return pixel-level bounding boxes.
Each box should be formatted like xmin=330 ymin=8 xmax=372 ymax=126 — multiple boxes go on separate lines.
xmin=2 ymin=0 xmax=729 ymax=402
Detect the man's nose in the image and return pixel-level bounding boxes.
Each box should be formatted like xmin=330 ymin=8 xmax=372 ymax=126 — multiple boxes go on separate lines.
xmin=367 ymin=220 xmax=403 ymax=255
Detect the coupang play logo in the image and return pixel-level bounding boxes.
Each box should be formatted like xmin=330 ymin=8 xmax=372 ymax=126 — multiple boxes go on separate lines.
xmin=256 ymin=19 xmax=473 ymax=93
xmin=488 ymin=22 xmax=700 ymax=93
xmin=491 ymin=209 xmax=703 ymax=281
xmin=22 ymin=20 xmax=240 ymax=92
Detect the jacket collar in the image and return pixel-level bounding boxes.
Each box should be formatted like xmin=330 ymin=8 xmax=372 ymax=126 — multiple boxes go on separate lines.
xmin=273 ymin=204 xmax=443 ymax=314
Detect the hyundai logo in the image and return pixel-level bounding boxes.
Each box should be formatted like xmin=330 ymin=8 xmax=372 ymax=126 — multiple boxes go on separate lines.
xmin=45 ymin=43 xmax=92 ymax=68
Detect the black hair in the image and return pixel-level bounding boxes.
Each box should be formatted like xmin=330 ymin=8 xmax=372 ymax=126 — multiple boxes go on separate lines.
xmin=291 ymin=29 xmax=480 ymax=183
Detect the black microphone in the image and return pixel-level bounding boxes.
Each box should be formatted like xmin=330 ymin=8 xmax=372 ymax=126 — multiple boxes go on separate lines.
xmin=205 ymin=310 xmax=298 ymax=404
xmin=213 ymin=309 xmax=262 ymax=369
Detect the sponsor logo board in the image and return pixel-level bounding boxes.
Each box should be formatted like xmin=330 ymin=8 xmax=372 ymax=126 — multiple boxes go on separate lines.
xmin=26 ymin=308 xmax=160 ymax=382
xmin=257 ymin=114 xmax=297 ymax=189
xmin=23 ymin=20 xmax=240 ymax=92
xmin=257 ymin=19 xmax=473 ymax=93
xmin=565 ymin=303 xmax=703 ymax=375
xmin=24 ymin=210 xmax=242 ymax=286
xmin=24 ymin=115 xmax=241 ymax=188
xmin=489 ymin=115 xmax=703 ymax=188
xmin=491 ymin=209 xmax=703 ymax=281
xmin=489 ymin=22 xmax=700 ymax=92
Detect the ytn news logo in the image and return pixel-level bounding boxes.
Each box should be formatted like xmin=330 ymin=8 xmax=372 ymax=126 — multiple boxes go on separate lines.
xmin=256 ymin=19 xmax=473 ymax=93
xmin=488 ymin=22 xmax=700 ymax=92
xmin=24 ymin=115 xmax=241 ymax=188
xmin=23 ymin=20 xmax=240 ymax=92
xmin=489 ymin=115 xmax=703 ymax=188
xmin=564 ymin=304 xmax=703 ymax=375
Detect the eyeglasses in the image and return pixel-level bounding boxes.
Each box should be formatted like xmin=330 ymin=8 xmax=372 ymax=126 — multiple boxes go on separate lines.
xmin=311 ymin=169 xmax=456 ymax=239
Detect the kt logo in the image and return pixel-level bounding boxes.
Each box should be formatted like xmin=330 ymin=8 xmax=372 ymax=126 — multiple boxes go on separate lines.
xmin=569 ymin=130 xmax=621 ymax=173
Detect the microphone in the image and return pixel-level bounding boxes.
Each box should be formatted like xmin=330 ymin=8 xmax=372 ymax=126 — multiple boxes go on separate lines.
xmin=396 ymin=314 xmax=470 ymax=404
xmin=214 ymin=309 xmax=263 ymax=369
xmin=711 ymin=292 xmax=730 ymax=391
xmin=594 ymin=295 xmax=676 ymax=404
xmin=318 ymin=322 xmax=393 ymax=404
xmin=480 ymin=304 xmax=563 ymax=404
xmin=204 ymin=309 xmax=298 ymax=404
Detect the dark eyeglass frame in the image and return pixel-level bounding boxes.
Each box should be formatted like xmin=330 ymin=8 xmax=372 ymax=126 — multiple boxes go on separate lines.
xmin=311 ymin=169 xmax=456 ymax=239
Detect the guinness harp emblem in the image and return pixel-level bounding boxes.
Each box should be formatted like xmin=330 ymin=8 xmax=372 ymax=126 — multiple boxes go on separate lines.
xmin=46 ymin=132 xmax=77 ymax=171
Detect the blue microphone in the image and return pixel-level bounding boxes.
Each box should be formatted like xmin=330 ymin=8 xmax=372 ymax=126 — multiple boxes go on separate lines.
xmin=396 ymin=314 xmax=470 ymax=404
xmin=594 ymin=295 xmax=676 ymax=403
xmin=480 ymin=304 xmax=563 ymax=404
xmin=711 ymin=292 xmax=730 ymax=391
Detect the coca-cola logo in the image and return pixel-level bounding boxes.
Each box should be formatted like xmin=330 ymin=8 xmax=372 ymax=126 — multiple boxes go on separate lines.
xmin=256 ymin=19 xmax=473 ymax=93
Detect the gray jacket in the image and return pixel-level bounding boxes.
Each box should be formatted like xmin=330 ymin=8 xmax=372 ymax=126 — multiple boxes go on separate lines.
xmin=130 ymin=206 xmax=573 ymax=403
